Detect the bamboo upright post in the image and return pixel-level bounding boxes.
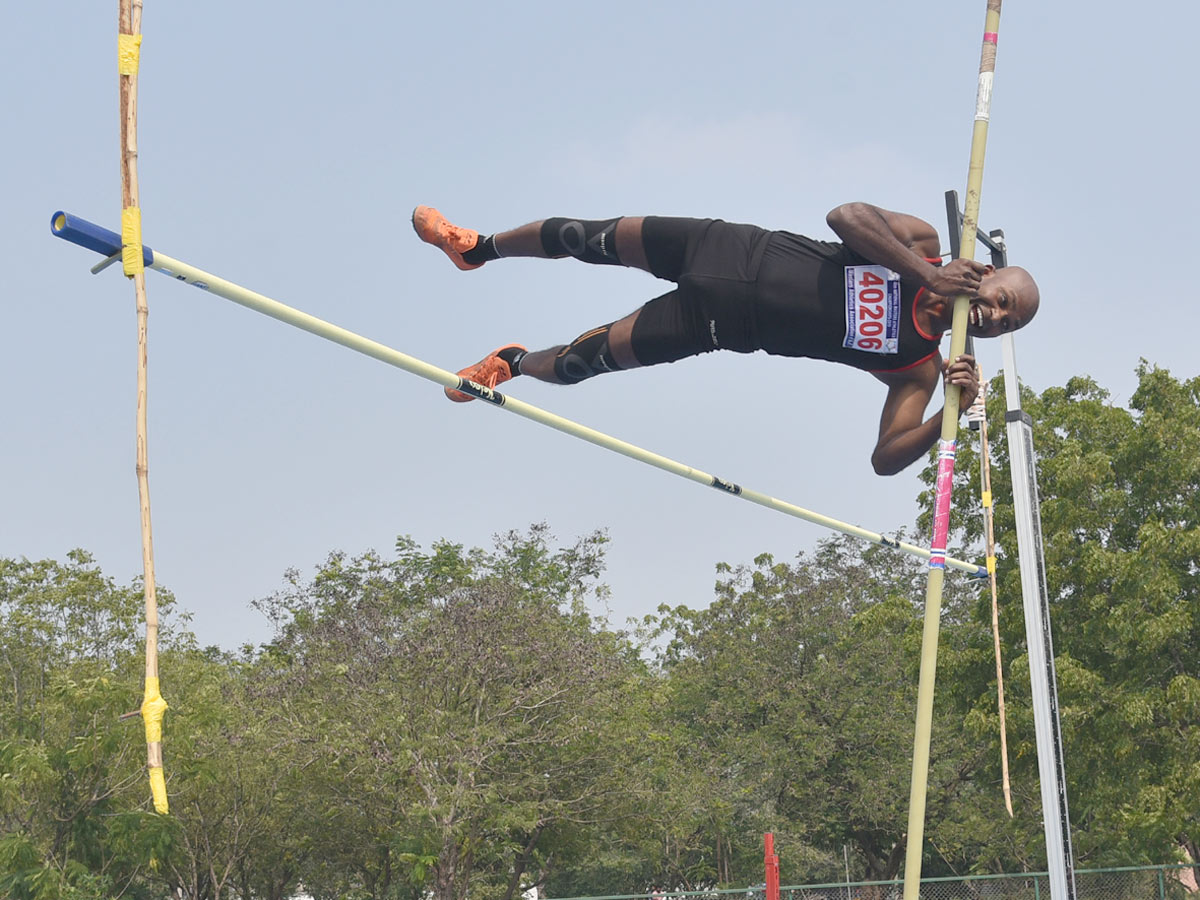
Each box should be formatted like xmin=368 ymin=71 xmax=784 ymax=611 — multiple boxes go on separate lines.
xmin=119 ymin=0 xmax=168 ymax=815
xmin=902 ymin=3 xmax=1001 ymax=895
xmin=969 ymin=374 xmax=1014 ymax=817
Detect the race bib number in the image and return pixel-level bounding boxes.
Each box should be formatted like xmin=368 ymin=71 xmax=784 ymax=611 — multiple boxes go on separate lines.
xmin=843 ymin=265 xmax=902 ymax=355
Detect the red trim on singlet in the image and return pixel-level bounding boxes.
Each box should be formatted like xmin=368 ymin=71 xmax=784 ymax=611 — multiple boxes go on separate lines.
xmin=911 ymin=287 xmax=940 ymax=342
xmin=869 ymin=348 xmax=939 ymax=375
xmin=912 ymin=260 xmax=940 ymax=340
xmin=912 ymin=257 xmax=944 ymax=341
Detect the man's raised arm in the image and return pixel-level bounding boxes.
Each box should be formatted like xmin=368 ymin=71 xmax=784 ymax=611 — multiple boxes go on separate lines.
xmin=871 ymin=355 xmax=979 ymax=476
xmin=827 ymin=202 xmax=987 ymax=296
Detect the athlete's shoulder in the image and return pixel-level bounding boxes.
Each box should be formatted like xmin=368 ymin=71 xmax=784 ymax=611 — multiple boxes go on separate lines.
xmin=887 ymin=210 xmax=941 ymax=257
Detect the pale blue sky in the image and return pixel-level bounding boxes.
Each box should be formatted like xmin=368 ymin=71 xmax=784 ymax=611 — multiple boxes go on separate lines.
xmin=6 ymin=2 xmax=1197 ymax=648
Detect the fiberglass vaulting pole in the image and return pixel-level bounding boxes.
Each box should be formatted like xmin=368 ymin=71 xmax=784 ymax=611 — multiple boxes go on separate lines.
xmin=902 ymin=3 xmax=1002 ymax=897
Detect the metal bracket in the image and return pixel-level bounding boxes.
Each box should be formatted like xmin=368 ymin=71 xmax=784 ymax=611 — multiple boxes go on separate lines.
xmin=91 ymin=252 xmax=122 ymax=275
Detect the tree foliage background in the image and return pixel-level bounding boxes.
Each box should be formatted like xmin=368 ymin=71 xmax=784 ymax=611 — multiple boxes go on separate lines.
xmin=1 ymin=365 xmax=1197 ymax=900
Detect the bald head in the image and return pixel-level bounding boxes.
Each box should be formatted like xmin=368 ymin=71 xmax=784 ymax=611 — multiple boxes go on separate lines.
xmin=997 ymin=265 xmax=1040 ymax=329
xmin=968 ymin=265 xmax=1040 ymax=338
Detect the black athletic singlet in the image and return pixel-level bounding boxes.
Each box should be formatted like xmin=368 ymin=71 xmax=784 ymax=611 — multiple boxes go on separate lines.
xmin=754 ymin=231 xmax=942 ymax=373
xmin=631 ymin=218 xmax=942 ymax=373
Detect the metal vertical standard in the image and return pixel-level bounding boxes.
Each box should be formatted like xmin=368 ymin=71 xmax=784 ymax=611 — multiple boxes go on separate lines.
xmin=1001 ymin=335 xmax=1077 ymax=900
xmin=948 ymin=190 xmax=1073 ymax=879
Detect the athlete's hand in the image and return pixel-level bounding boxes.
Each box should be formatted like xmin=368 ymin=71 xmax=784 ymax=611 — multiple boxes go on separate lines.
xmin=928 ymin=259 xmax=991 ymax=296
xmin=942 ymin=354 xmax=980 ymax=412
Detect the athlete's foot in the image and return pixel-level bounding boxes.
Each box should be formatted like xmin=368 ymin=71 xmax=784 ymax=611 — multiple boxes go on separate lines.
xmin=412 ymin=205 xmax=483 ymax=271
xmin=445 ymin=344 xmax=526 ymax=402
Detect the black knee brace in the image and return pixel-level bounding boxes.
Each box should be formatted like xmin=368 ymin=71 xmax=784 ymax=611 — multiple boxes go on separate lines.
xmin=541 ymin=217 xmax=623 ymax=265
xmin=553 ymin=324 xmax=625 ymax=384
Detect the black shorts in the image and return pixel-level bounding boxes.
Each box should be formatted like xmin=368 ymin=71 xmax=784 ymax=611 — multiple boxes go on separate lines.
xmin=630 ymin=217 xmax=772 ymax=366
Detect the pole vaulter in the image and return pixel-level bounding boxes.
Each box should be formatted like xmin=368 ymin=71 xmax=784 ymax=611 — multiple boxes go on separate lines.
xmin=903 ymin=2 xmax=1002 ymax=896
xmin=51 ymin=210 xmax=988 ymax=578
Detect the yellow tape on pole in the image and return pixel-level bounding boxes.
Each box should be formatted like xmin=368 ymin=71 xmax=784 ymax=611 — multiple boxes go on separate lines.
xmin=902 ymin=3 xmax=1001 ymax=896
xmin=121 ymin=206 xmax=144 ymax=276
xmin=117 ymin=33 xmax=141 ymax=75
xmin=142 ymin=676 xmax=169 ymax=813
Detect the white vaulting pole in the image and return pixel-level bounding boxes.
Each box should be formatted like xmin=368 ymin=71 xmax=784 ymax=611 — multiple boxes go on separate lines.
xmin=51 ymin=211 xmax=989 ymax=577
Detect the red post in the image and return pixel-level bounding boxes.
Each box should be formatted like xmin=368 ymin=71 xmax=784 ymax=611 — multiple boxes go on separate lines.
xmin=764 ymin=833 xmax=780 ymax=900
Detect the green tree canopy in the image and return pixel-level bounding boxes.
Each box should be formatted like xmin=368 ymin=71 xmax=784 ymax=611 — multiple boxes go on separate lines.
xmin=649 ymin=538 xmax=996 ymax=887
xmin=2 ymin=365 xmax=1197 ymax=898
xmin=929 ymin=363 xmax=1200 ymax=868
xmin=0 ymin=552 xmax=183 ymax=900
xmin=252 ymin=526 xmax=663 ymax=900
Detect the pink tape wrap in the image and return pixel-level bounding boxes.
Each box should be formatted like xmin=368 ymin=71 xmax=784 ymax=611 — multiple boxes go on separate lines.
xmin=928 ymin=440 xmax=957 ymax=569
xmin=983 ymin=32 xmax=999 ymax=44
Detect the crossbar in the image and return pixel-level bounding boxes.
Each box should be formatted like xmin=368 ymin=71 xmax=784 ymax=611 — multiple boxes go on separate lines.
xmin=50 ymin=210 xmax=986 ymax=578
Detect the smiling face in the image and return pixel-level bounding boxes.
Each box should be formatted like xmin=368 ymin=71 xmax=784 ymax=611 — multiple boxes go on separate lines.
xmin=967 ymin=266 xmax=1040 ymax=338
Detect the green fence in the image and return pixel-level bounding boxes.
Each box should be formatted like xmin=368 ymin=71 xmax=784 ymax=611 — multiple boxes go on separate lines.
xmin=549 ymin=866 xmax=1197 ymax=900
xmin=781 ymin=865 xmax=1196 ymax=900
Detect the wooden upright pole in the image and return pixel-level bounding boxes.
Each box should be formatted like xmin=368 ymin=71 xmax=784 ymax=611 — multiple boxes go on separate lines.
xmin=972 ymin=375 xmax=1014 ymax=817
xmin=902 ymin=3 xmax=1001 ymax=895
xmin=119 ymin=0 xmax=168 ymax=815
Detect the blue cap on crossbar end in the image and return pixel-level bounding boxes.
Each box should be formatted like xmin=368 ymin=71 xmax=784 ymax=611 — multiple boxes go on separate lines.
xmin=50 ymin=210 xmax=154 ymax=266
